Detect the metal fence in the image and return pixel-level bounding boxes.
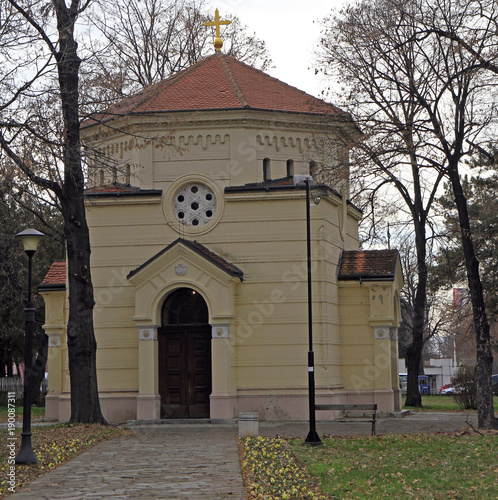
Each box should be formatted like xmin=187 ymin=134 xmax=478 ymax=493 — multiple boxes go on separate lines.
xmin=0 ymin=377 xmax=48 ymax=397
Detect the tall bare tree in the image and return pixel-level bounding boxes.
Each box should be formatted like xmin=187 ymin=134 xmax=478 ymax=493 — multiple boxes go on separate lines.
xmin=318 ymin=0 xmax=497 ymax=428
xmin=318 ymin=0 xmax=446 ymax=408
xmin=410 ymin=0 xmax=497 ymax=429
xmin=0 ymin=0 xmax=105 ymax=423
xmin=433 ymin=151 xmax=498 ymax=371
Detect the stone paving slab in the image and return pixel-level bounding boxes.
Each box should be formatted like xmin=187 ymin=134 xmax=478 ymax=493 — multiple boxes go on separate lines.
xmin=6 ymin=412 xmax=481 ymax=499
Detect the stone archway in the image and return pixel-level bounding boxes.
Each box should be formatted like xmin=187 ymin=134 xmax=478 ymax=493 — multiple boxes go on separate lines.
xmin=158 ymin=288 xmax=211 ymax=418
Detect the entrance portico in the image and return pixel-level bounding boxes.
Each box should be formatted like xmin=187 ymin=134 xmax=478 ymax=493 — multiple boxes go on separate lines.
xmin=127 ymin=238 xmax=243 ymax=420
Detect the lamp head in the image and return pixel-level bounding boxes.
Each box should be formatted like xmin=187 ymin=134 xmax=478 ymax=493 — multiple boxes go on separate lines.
xmin=16 ymin=229 xmax=45 ymax=254
xmin=293 ymin=174 xmax=317 ymax=189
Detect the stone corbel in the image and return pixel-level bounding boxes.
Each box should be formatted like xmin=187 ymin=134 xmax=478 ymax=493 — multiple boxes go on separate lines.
xmin=373 ymin=326 xmax=390 ymax=340
xmin=139 ymin=326 xmax=158 ymax=341
xmin=373 ymin=326 xmax=398 ymax=340
xmin=212 ymin=324 xmax=230 ymax=339
xmin=48 ymin=333 xmax=62 ymax=347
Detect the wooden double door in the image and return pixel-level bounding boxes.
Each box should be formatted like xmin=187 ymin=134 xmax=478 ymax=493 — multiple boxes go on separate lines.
xmin=158 ymin=288 xmax=212 ymax=418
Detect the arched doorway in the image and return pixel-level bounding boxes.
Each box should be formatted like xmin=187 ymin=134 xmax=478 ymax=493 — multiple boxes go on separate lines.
xmin=158 ymin=288 xmax=211 ymax=418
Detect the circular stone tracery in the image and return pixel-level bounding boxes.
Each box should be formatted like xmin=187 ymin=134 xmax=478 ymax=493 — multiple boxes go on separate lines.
xmin=173 ymin=183 xmax=217 ymax=227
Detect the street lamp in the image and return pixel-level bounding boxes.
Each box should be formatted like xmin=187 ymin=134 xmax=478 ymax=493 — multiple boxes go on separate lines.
xmin=293 ymin=175 xmax=322 ymax=446
xmin=15 ymin=228 xmax=45 ymax=464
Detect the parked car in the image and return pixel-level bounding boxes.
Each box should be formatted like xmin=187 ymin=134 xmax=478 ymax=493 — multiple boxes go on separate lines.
xmin=441 ymin=384 xmax=459 ymax=395
xmin=439 ymin=383 xmax=452 ymax=393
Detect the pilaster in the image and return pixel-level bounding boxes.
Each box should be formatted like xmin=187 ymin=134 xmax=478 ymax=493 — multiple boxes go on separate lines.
xmin=137 ymin=326 xmax=160 ymax=419
xmin=39 ymin=289 xmax=66 ymax=421
xmin=210 ymin=323 xmax=237 ymax=418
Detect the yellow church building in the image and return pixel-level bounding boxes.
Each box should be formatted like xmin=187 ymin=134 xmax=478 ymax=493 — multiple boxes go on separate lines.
xmin=40 ymin=50 xmax=403 ymax=423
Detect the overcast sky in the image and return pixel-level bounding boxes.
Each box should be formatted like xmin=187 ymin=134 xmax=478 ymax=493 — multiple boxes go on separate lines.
xmin=205 ymin=0 xmax=348 ymax=98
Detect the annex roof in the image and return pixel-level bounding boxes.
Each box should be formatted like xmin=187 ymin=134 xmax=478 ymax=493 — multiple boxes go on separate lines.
xmin=84 ymin=52 xmax=346 ymax=127
xmin=39 ymin=261 xmax=66 ymax=291
xmin=338 ymin=250 xmax=400 ymax=281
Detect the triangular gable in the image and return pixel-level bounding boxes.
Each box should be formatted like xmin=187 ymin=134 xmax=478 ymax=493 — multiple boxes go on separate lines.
xmin=127 ymin=238 xmax=242 ymax=325
xmin=127 ymin=238 xmax=243 ymax=282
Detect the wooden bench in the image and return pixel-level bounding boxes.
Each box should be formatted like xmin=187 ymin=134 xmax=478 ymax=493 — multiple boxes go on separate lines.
xmin=315 ymin=403 xmax=378 ymax=436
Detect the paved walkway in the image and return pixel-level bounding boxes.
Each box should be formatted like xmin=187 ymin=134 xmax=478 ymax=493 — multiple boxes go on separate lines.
xmin=261 ymin=410 xmax=479 ymax=438
xmin=9 ymin=424 xmax=246 ymax=499
xmin=7 ymin=412 xmax=479 ymax=499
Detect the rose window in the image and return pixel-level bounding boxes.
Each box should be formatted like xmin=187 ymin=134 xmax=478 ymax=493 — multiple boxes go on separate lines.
xmin=173 ymin=183 xmax=217 ymax=227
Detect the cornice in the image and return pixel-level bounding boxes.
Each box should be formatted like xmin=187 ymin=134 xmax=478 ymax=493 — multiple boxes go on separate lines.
xmin=81 ymin=108 xmax=353 ymax=144
xmin=84 ymin=194 xmax=162 ymax=206
xmin=225 ymin=185 xmax=344 ymax=206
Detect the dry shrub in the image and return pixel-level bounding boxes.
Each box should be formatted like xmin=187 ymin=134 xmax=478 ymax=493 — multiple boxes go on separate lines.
xmin=451 ymin=365 xmax=477 ymax=410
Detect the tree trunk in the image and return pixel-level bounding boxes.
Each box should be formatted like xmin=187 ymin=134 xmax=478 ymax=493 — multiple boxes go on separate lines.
xmin=30 ymin=329 xmax=48 ymax=406
xmin=405 ymin=343 xmax=422 ymax=406
xmin=62 ymin=199 xmax=105 ymax=423
xmin=55 ymin=0 xmax=105 ymax=424
xmin=404 ymin=274 xmax=426 ymax=407
xmin=6 ymin=356 xmax=13 ymax=377
xmin=404 ymin=198 xmax=428 ymax=407
xmin=448 ymin=164 xmax=496 ymax=429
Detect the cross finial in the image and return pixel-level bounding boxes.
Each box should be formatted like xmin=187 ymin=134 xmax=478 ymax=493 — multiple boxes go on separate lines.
xmin=203 ymin=8 xmax=231 ymax=52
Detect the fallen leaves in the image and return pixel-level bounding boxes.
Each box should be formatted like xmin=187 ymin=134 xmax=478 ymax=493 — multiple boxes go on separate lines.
xmin=0 ymin=424 xmax=131 ymax=498
xmin=239 ymin=436 xmax=326 ymax=500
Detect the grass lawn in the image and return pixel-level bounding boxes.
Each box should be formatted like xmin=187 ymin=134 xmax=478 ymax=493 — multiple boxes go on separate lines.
xmin=240 ymin=430 xmax=498 ymax=499
xmin=0 ymin=406 xmax=45 ymax=421
xmin=0 ymin=424 xmax=131 ymax=498
xmin=289 ymin=430 xmax=498 ymax=499
xmin=403 ymin=394 xmax=498 ymax=412
xmin=240 ymin=397 xmax=498 ymax=499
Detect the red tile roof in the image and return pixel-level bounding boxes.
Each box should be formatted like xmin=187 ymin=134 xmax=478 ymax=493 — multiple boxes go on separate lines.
xmin=40 ymin=261 xmax=66 ymax=288
xmin=84 ymin=53 xmax=345 ymax=127
xmin=338 ymin=250 xmax=399 ymax=280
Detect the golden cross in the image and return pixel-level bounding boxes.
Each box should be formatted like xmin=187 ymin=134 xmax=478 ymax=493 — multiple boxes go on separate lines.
xmin=203 ymin=8 xmax=231 ymax=52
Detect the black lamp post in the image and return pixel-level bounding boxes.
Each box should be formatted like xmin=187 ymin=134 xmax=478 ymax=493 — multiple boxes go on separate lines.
xmin=293 ymin=175 xmax=322 ymax=445
xmin=15 ymin=228 xmax=45 ymax=464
